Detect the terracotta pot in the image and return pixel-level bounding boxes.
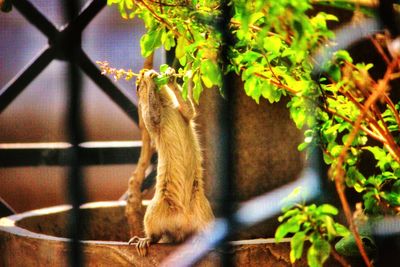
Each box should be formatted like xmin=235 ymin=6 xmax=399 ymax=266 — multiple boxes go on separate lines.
xmin=196 ymin=77 xmax=305 ymax=238
xmin=0 ymin=201 xmax=315 ymax=267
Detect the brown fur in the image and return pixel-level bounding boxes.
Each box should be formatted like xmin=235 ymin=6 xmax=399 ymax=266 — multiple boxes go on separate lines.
xmin=136 ymin=69 xmax=214 ymax=245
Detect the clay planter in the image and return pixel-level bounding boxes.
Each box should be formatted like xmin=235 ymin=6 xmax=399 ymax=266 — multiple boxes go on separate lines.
xmin=0 ymin=201 xmax=311 ymax=267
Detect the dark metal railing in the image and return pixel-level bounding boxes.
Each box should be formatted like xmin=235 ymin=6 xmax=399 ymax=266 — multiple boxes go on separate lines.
xmin=0 ymin=0 xmax=138 ymax=122
xmin=0 ymin=142 xmax=142 ymax=167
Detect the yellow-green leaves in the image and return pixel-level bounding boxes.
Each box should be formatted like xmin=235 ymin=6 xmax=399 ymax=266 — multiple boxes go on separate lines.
xmin=307 ymin=239 xmax=331 ymax=267
xmin=140 ymin=26 xmax=163 ymax=57
xmin=175 ymin=36 xmax=188 ymax=63
xmin=263 ymin=36 xmax=282 ymax=54
xmin=162 ymin=30 xmax=176 ymax=51
xmin=107 ymin=0 xmax=135 ymax=20
xmin=275 ymin=214 xmax=303 ymax=241
xmin=290 ymin=231 xmax=306 ymax=263
xmin=276 ymin=202 xmax=349 ymax=266
xmin=200 ymin=59 xmax=221 ymax=89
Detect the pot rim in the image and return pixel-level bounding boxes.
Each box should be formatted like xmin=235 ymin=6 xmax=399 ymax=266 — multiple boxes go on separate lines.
xmin=0 ymin=200 xmax=289 ymax=246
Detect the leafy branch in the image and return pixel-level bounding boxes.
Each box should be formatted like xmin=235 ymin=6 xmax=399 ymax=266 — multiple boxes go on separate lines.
xmin=276 ymin=202 xmax=351 ymax=267
xmin=330 ymin=56 xmax=400 ymax=267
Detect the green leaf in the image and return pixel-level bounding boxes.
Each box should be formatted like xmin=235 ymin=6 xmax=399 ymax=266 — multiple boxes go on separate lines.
xmin=334 ymin=50 xmax=353 ymax=63
xmin=192 ymin=74 xmax=202 ymax=103
xmin=330 ymin=145 xmax=343 ymax=157
xmin=243 ymin=77 xmax=256 ymax=96
xmin=159 ymin=64 xmax=169 ymax=73
xmin=261 ymin=81 xmax=281 ymax=103
xmin=249 ymin=11 xmax=265 ymax=24
xmin=381 ymin=191 xmax=400 ymax=205
xmin=326 ymin=64 xmax=341 ymax=82
xmin=322 ymin=215 xmax=337 ymax=240
xmin=242 ymin=51 xmax=262 ymax=63
xmin=140 ymin=27 xmax=163 ymax=57
xmin=154 ymin=75 xmax=169 ymax=87
xmin=161 ymin=30 xmax=176 ymax=51
xmin=323 ymin=153 xmax=333 ymax=164
xmin=176 ymin=36 xmax=188 ymax=60
xmin=290 ymin=231 xmax=306 ymax=263
xmin=275 ymin=216 xmax=302 ymax=241
xmin=298 ymin=142 xmax=309 ymax=152
xmin=200 ymin=59 xmax=221 ymax=88
xmin=346 ymin=167 xmax=366 ymax=187
xmin=307 ymin=239 xmax=331 ymax=267
xmin=318 ymin=204 xmax=338 ymax=215
xmin=263 ymin=36 xmax=282 ymax=54
xmin=278 ymin=208 xmax=300 ymax=222
xmin=334 ymin=223 xmax=350 ymax=237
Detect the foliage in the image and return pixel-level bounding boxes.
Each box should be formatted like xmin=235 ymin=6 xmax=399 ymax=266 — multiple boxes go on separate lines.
xmin=107 ymin=0 xmax=222 ymax=101
xmin=104 ymin=0 xmax=400 ymax=266
xmin=275 ymin=203 xmax=349 ymax=267
xmin=107 ymin=0 xmax=338 ymax=105
xmin=311 ymin=52 xmax=400 ymax=216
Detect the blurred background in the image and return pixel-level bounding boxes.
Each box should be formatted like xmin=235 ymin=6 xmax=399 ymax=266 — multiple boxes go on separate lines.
xmin=0 ymin=0 xmax=164 ymax=212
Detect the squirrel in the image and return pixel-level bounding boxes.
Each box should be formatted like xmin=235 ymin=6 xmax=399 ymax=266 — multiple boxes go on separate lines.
xmin=128 ymin=68 xmax=214 ymax=256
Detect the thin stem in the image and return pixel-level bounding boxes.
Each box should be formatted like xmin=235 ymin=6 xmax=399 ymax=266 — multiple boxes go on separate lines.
xmin=326 ymin=107 xmax=386 ymax=143
xmin=333 ymin=58 xmax=398 ymax=267
xmin=230 ymin=18 xmax=290 ymax=43
xmin=146 ymin=0 xmax=187 ymax=7
xmin=331 ymin=247 xmax=351 ymax=267
xmin=369 ymin=36 xmax=390 ymax=65
xmin=135 ymin=0 xmax=183 ymax=39
xmin=339 ymin=88 xmax=400 ymax=162
xmin=96 ymin=61 xmax=183 ymax=82
xmin=249 ymin=69 xmax=299 ymax=94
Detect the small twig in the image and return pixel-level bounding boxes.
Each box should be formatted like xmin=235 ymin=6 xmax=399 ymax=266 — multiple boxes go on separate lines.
xmin=145 ymin=0 xmax=186 ymax=7
xmin=338 ymin=88 xmax=400 ymax=162
xmin=332 ymin=58 xmax=399 ymax=267
xmin=311 ymin=0 xmax=379 ymax=8
xmin=369 ymin=36 xmax=390 ymax=65
xmin=264 ymin=54 xmax=282 ymax=86
xmin=96 ymin=60 xmax=183 ymax=82
xmin=158 ymin=0 xmax=163 ymax=13
xmin=326 ymin=107 xmax=386 ymax=143
xmin=331 ymin=247 xmax=351 ymax=267
xmin=240 ymin=67 xmax=299 ymax=95
xmin=230 ymin=18 xmax=287 ymax=42
xmin=135 ymin=0 xmax=186 ymax=41
xmin=96 ymin=61 xmax=140 ymax=81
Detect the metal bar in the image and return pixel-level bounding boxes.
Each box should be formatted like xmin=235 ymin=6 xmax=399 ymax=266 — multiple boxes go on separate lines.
xmin=216 ymin=1 xmax=236 ymax=266
xmin=0 ymin=46 xmax=54 ymax=113
xmin=71 ymin=0 xmax=107 ymax=33
xmin=63 ymin=0 xmax=85 ymax=265
xmin=0 ymin=141 xmax=142 ymax=167
xmin=0 ymin=197 xmax=16 ymax=217
xmin=77 ymin=49 xmax=139 ymax=124
xmin=12 ymin=0 xmax=58 ymax=39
